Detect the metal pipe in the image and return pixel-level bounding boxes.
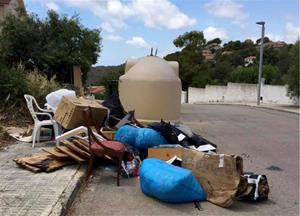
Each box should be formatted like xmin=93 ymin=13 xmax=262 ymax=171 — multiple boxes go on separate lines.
xmin=256 ymin=21 xmax=265 ymax=105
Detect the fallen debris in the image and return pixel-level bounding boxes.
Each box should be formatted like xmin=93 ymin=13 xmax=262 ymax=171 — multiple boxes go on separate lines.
xmin=54 ymin=96 xmax=107 ymax=129
xmin=14 ymin=153 xmax=75 ymax=172
xmin=139 ymin=158 xmax=206 ymax=203
xmin=14 ymin=135 xmax=94 ymax=172
xmin=56 ymin=146 xmax=86 ymax=163
xmin=182 ymin=149 xmax=252 ymax=207
xmin=13 ymin=90 xmax=270 ymax=209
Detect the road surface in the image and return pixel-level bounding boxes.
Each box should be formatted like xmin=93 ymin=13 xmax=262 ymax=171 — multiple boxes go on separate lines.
xmin=68 ymin=104 xmax=299 ymax=216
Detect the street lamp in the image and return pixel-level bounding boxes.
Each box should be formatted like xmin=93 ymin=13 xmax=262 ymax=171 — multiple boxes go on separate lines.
xmin=256 ymin=21 xmax=265 ymax=105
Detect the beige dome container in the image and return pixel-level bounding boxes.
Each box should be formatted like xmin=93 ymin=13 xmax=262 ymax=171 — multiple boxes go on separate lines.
xmin=119 ymin=56 xmax=182 ymax=122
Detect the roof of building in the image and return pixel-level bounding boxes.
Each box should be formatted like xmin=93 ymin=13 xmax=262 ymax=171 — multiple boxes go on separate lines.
xmin=0 ymin=0 xmax=25 ymax=9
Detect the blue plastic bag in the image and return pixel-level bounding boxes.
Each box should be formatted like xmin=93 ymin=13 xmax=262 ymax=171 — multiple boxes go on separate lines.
xmin=139 ymin=158 xmax=206 ymax=203
xmin=115 ymin=125 xmax=167 ymax=148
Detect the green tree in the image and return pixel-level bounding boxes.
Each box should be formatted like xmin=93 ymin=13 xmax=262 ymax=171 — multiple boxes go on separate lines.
xmin=230 ymin=65 xmax=281 ymax=84
xmin=166 ymin=31 xmax=207 ymax=90
xmin=190 ymin=64 xmax=211 ymax=88
xmin=262 ymin=47 xmax=279 ymax=65
xmin=276 ymin=45 xmax=293 ymax=79
xmin=223 ymin=40 xmax=242 ymax=51
xmin=230 ymin=67 xmax=257 ymax=83
xmin=0 ymin=10 xmax=102 ymax=83
xmin=287 ymin=41 xmax=299 ymax=97
xmin=210 ymin=61 xmax=232 ymax=84
xmin=206 ymin=38 xmax=222 ymax=45
xmin=256 ymin=36 xmax=270 ymax=44
xmin=263 ymin=65 xmax=281 ymax=84
xmin=173 ymin=31 xmax=206 ymax=49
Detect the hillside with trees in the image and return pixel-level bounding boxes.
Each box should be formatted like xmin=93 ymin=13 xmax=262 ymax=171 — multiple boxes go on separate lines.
xmin=87 ymin=65 xmax=123 ymax=86
xmin=164 ymin=31 xmax=299 ymax=96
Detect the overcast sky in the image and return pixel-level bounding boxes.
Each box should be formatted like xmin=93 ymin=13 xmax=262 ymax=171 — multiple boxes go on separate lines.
xmin=25 ymin=0 xmax=300 ymax=66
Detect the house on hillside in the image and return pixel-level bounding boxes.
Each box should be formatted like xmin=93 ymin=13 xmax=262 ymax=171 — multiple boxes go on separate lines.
xmin=265 ymin=41 xmax=287 ymax=49
xmin=202 ymin=49 xmax=215 ymax=61
xmin=244 ymin=56 xmax=256 ymax=67
xmin=205 ymin=42 xmax=221 ymax=52
xmin=257 ymin=41 xmax=287 ymax=49
xmin=0 ymin=0 xmax=25 ymax=20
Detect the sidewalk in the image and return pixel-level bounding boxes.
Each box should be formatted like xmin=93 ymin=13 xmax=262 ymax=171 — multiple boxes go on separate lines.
xmin=0 ymin=142 xmax=85 ymax=216
xmin=189 ymin=102 xmax=299 ymax=114
xmin=249 ymin=103 xmax=299 ymax=114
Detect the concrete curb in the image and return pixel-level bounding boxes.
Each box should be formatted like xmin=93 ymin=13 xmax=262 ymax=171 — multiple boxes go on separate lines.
xmin=49 ymin=165 xmax=87 ymax=216
xmin=246 ymin=104 xmax=299 ymax=115
xmin=184 ymin=103 xmax=299 ymax=115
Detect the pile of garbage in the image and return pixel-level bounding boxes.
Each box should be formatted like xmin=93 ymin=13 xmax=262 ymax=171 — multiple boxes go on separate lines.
xmin=15 ymin=91 xmax=269 ymax=209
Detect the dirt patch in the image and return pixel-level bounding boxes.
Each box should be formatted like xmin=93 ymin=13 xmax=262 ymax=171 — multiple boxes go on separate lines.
xmin=0 ymin=109 xmax=31 ymax=149
xmin=0 ymin=126 xmax=16 ymax=149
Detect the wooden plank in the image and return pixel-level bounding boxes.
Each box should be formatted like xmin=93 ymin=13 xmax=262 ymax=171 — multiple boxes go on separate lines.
xmin=14 ymin=158 xmax=42 ymax=173
xmin=71 ymin=139 xmax=90 ymax=153
xmin=45 ymin=159 xmax=75 ymax=172
xmin=73 ymin=136 xmax=90 ymax=148
xmin=14 ymin=152 xmax=76 ymax=173
xmin=56 ymin=146 xmax=86 ymax=163
xmin=61 ymin=140 xmax=91 ymax=159
xmin=42 ymin=148 xmax=70 ymax=158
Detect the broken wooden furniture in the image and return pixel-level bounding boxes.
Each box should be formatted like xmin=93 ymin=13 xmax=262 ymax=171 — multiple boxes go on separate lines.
xmin=24 ymin=94 xmax=61 ymax=147
xmin=55 ymin=126 xmax=107 ymax=142
xmin=14 ymin=136 xmax=92 ymax=172
xmin=14 ymin=152 xmax=75 ymax=172
xmin=83 ymin=107 xmax=125 ymax=186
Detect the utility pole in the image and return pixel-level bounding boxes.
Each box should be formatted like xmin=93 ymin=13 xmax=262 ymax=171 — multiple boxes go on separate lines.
xmin=256 ymin=21 xmax=265 ymax=105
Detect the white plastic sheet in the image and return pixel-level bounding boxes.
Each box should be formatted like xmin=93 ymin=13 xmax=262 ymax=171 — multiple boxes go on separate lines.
xmin=45 ymin=89 xmax=76 ymax=112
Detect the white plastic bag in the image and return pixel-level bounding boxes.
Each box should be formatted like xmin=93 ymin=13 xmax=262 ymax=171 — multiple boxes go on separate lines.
xmin=45 ymin=89 xmax=76 ymax=112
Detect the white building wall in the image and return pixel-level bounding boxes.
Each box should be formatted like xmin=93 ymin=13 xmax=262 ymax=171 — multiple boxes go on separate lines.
xmin=188 ymin=87 xmax=206 ymax=103
xmin=181 ymin=91 xmax=187 ymax=104
xmin=262 ymin=85 xmax=294 ymax=104
xmin=188 ymin=82 xmax=296 ymax=105
xmin=225 ymin=82 xmax=257 ymax=102
xmin=205 ymin=85 xmax=227 ymax=102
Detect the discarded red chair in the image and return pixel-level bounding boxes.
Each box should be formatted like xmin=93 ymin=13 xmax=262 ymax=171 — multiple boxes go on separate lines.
xmin=82 ymin=107 xmax=125 ymax=186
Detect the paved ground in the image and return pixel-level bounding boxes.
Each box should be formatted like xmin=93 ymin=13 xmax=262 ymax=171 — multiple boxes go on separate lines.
xmin=68 ymin=104 xmax=299 ymax=216
xmin=0 ymin=142 xmax=85 ymax=216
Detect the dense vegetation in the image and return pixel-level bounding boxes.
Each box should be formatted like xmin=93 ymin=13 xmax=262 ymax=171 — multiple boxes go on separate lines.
xmin=0 ymin=10 xmax=102 ymax=110
xmin=164 ymin=31 xmax=299 ymax=96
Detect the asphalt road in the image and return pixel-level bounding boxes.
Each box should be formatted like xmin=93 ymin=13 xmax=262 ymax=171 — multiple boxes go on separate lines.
xmin=68 ymin=104 xmax=299 ymax=216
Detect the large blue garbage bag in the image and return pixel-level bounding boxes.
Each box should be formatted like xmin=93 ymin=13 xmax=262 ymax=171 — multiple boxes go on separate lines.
xmin=115 ymin=125 xmax=167 ymax=148
xmin=139 ymin=158 xmax=206 ymax=203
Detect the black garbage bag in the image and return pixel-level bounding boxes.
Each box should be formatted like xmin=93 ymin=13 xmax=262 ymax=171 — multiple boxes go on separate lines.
xmin=149 ymin=120 xmax=217 ymax=149
xmin=186 ymin=134 xmax=217 ymax=149
xmin=148 ymin=120 xmax=189 ymax=147
xmin=102 ymin=93 xmax=125 ymax=119
xmin=242 ymin=172 xmax=269 ymax=201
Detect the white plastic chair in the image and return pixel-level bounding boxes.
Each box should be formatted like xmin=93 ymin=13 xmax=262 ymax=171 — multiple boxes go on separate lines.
xmin=24 ymin=94 xmax=60 ymax=147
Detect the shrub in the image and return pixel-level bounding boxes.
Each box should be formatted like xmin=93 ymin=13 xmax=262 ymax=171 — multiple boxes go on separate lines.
xmin=230 ymin=67 xmax=257 ymax=83
xmin=230 ymin=65 xmax=280 ymax=84
xmin=0 ymin=64 xmax=28 ymax=110
xmin=287 ymin=41 xmax=299 ymax=97
xmin=25 ymin=69 xmax=61 ymax=103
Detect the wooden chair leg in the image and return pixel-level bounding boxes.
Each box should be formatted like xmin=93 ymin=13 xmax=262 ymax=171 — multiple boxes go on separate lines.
xmin=117 ymin=153 xmax=123 ymax=186
xmin=86 ymin=154 xmax=95 ymax=181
